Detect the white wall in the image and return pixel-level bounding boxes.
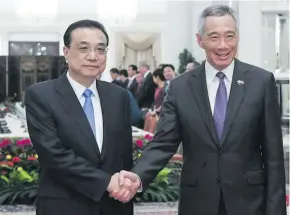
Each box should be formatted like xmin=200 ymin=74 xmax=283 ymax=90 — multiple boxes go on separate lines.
xmin=160 ymin=1 xmax=193 ymax=70
xmin=0 ymin=0 xmax=195 ymax=81
xmin=238 ymin=1 xmax=263 ymax=67
xmin=190 ymin=1 xmax=213 ymax=63
xmin=238 ymin=0 xmax=289 ymax=71
xmin=0 ymin=0 xmax=288 ymax=80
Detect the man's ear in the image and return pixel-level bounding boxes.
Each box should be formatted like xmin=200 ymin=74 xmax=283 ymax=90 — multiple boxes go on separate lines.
xmin=196 ymin=33 xmax=204 ymax=49
xmin=63 ymin=46 xmax=69 ymax=62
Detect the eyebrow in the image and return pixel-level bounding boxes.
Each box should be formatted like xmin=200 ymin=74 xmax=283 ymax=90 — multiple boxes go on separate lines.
xmin=207 ymin=32 xmax=218 ymax=37
xmin=207 ymin=31 xmax=236 ymax=37
xmin=78 ymin=41 xmax=107 ymax=46
xmin=97 ymin=42 xmax=107 ymax=47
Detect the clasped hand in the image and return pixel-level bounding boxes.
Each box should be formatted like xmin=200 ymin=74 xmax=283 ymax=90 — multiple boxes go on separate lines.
xmin=107 ymin=171 xmax=141 ymax=203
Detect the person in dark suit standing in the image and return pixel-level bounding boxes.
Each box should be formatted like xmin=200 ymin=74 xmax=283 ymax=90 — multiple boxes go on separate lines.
xmin=162 ymin=64 xmax=176 ymax=93
xmin=24 ymin=20 xmax=134 ymax=215
xmin=114 ymin=5 xmax=287 ymax=215
xmin=127 ymin=64 xmax=139 ymax=98
xmin=110 ymin=68 xmax=122 ymax=86
xmin=136 ymin=62 xmax=157 ymax=109
xmin=119 ymin=69 xmax=129 ymax=89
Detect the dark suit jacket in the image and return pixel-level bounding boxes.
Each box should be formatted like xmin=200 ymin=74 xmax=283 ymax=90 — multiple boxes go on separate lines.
xmin=132 ymin=59 xmax=286 ymax=215
xmin=127 ymin=78 xmax=138 ymax=98
xmin=121 ymin=79 xmax=129 ymax=89
xmin=137 ymin=73 xmax=157 ymax=108
xmin=111 ymin=79 xmax=122 ymax=86
xmin=25 ymin=73 xmax=133 ymax=215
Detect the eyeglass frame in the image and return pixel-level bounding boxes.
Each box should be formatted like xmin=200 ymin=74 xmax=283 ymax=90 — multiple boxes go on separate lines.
xmin=66 ymin=43 xmax=109 ymax=56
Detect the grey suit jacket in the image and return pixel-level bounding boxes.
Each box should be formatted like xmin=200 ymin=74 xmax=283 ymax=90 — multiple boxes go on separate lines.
xmin=133 ymin=59 xmax=286 ymax=215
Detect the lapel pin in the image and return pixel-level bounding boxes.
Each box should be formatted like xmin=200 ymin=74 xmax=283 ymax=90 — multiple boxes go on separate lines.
xmin=237 ymin=80 xmax=244 ymax=85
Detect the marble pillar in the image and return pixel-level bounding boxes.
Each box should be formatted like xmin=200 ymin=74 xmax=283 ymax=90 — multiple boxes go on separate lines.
xmin=160 ymin=1 xmax=193 ymax=70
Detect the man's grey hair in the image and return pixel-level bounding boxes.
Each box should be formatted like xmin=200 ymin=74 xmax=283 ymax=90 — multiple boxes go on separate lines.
xmin=198 ymin=5 xmax=239 ymax=36
xmin=139 ymin=61 xmax=150 ymax=70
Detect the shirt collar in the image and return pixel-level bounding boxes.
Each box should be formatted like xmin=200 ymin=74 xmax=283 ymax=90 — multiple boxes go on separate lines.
xmin=66 ymin=72 xmax=98 ymax=99
xmin=129 ymin=74 xmax=137 ymax=81
xmin=205 ymin=60 xmax=235 ymax=83
xmin=144 ymin=71 xmax=150 ymax=78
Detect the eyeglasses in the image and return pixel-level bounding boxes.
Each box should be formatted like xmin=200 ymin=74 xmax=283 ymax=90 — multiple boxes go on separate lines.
xmin=68 ymin=44 xmax=109 ymax=55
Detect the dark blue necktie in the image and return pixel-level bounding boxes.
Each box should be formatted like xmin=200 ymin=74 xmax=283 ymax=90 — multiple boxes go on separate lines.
xmin=83 ymin=89 xmax=96 ymax=137
xmin=213 ymin=72 xmax=227 ymax=141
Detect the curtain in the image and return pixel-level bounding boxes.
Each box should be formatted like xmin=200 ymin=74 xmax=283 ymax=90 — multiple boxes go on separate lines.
xmin=116 ymin=33 xmax=160 ymax=69
xmin=124 ymin=45 xmax=154 ymax=69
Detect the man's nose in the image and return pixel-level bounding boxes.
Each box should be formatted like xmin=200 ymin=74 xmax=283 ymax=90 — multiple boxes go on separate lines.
xmin=87 ymin=49 xmax=98 ymax=60
xmin=217 ymin=38 xmax=228 ymax=49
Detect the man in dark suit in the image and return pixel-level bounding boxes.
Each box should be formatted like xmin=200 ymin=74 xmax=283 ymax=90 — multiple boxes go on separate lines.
xmin=119 ymin=69 xmax=129 ymax=89
xmin=114 ymin=5 xmax=287 ymax=215
xmin=162 ymin=64 xmax=176 ymax=93
xmin=110 ymin=68 xmax=122 ymax=86
xmin=25 ymin=20 xmax=134 ymax=215
xmin=136 ymin=62 xmax=157 ymax=109
xmin=127 ymin=64 xmax=139 ymax=98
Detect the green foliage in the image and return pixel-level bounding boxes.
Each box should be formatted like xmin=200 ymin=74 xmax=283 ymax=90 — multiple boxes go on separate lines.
xmin=0 ymin=138 xmax=39 ymax=205
xmin=133 ymin=134 xmax=182 ymax=202
xmin=178 ymin=49 xmax=198 ymax=74
xmin=0 ymin=133 xmax=182 ymax=205
xmin=0 ymin=184 xmax=38 ymax=205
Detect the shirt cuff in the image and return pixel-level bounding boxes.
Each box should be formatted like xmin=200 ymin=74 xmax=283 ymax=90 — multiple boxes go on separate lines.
xmin=136 ymin=175 xmax=143 ymax=193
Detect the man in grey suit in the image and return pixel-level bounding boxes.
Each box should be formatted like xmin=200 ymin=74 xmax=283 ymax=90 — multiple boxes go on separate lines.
xmin=112 ymin=5 xmax=287 ymax=215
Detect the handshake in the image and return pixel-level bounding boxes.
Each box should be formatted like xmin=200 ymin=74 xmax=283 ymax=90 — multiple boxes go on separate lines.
xmin=106 ymin=170 xmax=141 ymax=203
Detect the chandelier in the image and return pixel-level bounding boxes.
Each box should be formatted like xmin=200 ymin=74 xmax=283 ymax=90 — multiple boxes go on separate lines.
xmin=97 ymin=0 xmax=138 ymax=27
xmin=15 ymin=0 xmax=58 ymax=25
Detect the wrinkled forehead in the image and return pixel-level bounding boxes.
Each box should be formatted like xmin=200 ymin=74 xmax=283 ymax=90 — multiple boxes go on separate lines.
xmin=70 ymin=27 xmax=107 ymax=46
xmin=203 ymin=15 xmax=237 ymax=35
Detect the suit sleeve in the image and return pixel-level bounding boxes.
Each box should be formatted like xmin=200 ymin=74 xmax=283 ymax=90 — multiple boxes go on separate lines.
xmin=122 ymin=92 xmax=134 ymax=213
xmin=137 ymin=77 xmax=156 ymax=107
xmin=123 ymin=92 xmax=133 ymax=171
xmin=132 ymin=84 xmax=181 ymax=189
xmin=24 ymin=86 xmax=111 ymax=202
xmin=262 ymin=73 xmax=287 ymax=215
xmin=127 ymin=91 xmax=141 ymax=126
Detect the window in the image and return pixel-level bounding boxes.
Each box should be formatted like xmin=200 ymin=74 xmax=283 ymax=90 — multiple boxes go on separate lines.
xmin=262 ymin=13 xmax=289 ymax=72
xmin=276 ymin=78 xmax=290 ymax=135
xmin=9 ymin=42 xmax=59 ymax=56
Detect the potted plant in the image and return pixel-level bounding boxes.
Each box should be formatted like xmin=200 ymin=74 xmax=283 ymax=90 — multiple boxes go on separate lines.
xmin=0 ymin=138 xmax=39 ymax=205
xmin=133 ymin=134 xmax=181 ymax=202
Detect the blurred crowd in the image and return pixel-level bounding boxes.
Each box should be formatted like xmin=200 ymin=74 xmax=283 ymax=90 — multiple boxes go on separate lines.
xmin=105 ymin=61 xmax=200 ymax=132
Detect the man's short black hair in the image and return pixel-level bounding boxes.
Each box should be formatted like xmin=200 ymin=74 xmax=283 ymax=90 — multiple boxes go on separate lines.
xmin=110 ymin=68 xmax=119 ymax=74
xmin=152 ymin=68 xmax=165 ymax=81
xmin=163 ymin=64 xmax=175 ymax=71
xmin=63 ymin=19 xmax=109 ymax=47
xmin=128 ymin=64 xmax=138 ymax=72
xmin=119 ymin=69 xmax=128 ymax=77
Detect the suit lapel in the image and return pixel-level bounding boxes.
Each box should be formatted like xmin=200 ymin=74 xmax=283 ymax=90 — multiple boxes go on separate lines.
xmin=95 ymin=81 xmax=110 ymax=160
xmin=188 ymin=63 xmax=219 ymax=146
xmin=220 ymin=59 xmax=250 ymax=146
xmin=55 ymin=73 xmax=101 ymax=158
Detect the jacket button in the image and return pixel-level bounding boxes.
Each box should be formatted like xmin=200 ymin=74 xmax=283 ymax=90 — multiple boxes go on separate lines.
xmin=219 ymin=150 xmax=223 ymax=156
xmin=216 ymin=177 xmax=221 ymax=183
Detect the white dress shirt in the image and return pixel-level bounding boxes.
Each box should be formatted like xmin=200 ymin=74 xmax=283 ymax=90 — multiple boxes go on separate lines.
xmin=66 ymin=72 xmax=103 ymax=152
xmin=205 ymin=60 xmax=235 ymax=113
xmin=143 ymin=71 xmax=150 ymax=79
xmin=127 ymin=75 xmax=136 ymax=88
